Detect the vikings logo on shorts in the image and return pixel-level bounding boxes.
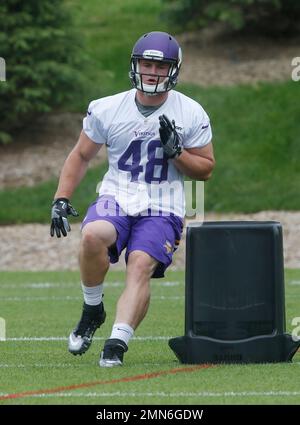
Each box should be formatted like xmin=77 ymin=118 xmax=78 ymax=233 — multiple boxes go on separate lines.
xmin=164 ymin=240 xmax=173 ymax=254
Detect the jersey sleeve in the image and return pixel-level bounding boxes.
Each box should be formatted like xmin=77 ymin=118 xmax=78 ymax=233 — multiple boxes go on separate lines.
xmin=183 ymin=108 xmax=212 ymax=149
xmin=82 ymin=101 xmax=106 ymax=144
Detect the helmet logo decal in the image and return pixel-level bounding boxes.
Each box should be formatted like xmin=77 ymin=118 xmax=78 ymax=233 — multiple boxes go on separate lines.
xmin=143 ymin=50 xmax=164 ymax=60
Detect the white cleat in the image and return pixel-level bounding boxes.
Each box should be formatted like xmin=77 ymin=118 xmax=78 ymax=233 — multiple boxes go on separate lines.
xmin=99 ymin=338 xmax=128 ymax=368
xmin=68 ymin=332 xmax=90 ymax=355
xmin=99 ymin=351 xmax=123 ymax=368
xmin=68 ymin=302 xmax=106 ymax=355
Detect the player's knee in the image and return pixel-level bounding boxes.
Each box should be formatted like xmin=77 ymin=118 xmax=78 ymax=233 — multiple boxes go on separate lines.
xmin=81 ymin=225 xmax=114 ymax=254
xmin=81 ymin=231 xmax=103 ymax=254
xmin=127 ymin=251 xmax=157 ymax=278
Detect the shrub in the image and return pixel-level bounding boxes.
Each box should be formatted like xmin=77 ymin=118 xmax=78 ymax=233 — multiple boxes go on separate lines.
xmin=0 ymin=0 xmax=83 ymax=143
xmin=161 ymin=0 xmax=300 ymax=35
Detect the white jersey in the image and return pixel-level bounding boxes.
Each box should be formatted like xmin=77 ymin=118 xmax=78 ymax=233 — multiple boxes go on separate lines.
xmin=83 ymin=88 xmax=212 ymax=217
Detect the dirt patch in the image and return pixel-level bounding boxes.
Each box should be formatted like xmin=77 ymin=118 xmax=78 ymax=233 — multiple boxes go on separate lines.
xmin=0 ymin=113 xmax=107 ymax=189
xmin=0 ymin=211 xmax=299 ymax=271
xmin=178 ymin=30 xmax=300 ymax=86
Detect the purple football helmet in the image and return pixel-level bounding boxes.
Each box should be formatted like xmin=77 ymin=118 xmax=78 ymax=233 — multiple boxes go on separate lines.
xmin=129 ymin=31 xmax=182 ymax=95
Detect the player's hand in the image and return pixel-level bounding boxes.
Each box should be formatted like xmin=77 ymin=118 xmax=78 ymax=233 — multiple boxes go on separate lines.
xmin=50 ymin=198 xmax=79 ymax=238
xmin=158 ymin=114 xmax=183 ymax=159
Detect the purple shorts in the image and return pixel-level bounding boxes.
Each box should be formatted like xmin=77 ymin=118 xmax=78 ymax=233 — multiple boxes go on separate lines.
xmin=81 ymin=195 xmax=183 ymax=278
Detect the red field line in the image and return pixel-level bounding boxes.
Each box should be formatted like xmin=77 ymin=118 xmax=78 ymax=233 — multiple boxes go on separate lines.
xmin=0 ymin=364 xmax=213 ymax=401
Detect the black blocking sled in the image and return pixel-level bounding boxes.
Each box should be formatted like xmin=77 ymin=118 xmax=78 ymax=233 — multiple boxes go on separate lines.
xmin=169 ymin=221 xmax=300 ymax=364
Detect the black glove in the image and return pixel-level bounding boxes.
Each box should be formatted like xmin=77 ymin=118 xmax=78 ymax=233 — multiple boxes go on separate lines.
xmin=159 ymin=114 xmax=183 ymax=159
xmin=50 ymin=198 xmax=79 ymax=238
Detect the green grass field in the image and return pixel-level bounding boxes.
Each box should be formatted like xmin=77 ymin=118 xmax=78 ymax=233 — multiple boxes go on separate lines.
xmin=0 ymin=269 xmax=299 ymax=405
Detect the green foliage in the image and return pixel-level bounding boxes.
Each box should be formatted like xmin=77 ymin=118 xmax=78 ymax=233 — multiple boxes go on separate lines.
xmin=180 ymin=81 xmax=300 ymax=212
xmin=0 ymin=162 xmax=108 ymax=224
xmin=67 ymin=0 xmax=165 ymax=110
xmin=0 ymin=0 xmax=84 ymax=143
xmin=161 ymin=0 xmax=300 ymax=34
xmin=0 ymin=81 xmax=299 ymax=222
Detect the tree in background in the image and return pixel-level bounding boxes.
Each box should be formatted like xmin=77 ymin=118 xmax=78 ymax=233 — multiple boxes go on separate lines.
xmin=0 ymin=0 xmax=83 ymax=143
xmin=161 ymin=0 xmax=300 ymax=35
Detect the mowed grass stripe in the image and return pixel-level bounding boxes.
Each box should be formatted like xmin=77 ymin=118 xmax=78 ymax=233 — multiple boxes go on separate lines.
xmin=0 ymin=296 xmax=184 ymax=302
xmin=0 ymin=280 xmax=180 ymax=289
xmin=0 ymin=270 xmax=299 ymax=405
xmin=4 ymin=336 xmax=172 ymax=341
xmin=0 ymin=364 xmax=212 ymax=401
xmin=1 ymin=390 xmax=299 ymax=398
xmin=1 ymin=294 xmax=298 ymax=301
xmin=0 ymin=279 xmax=299 ymax=288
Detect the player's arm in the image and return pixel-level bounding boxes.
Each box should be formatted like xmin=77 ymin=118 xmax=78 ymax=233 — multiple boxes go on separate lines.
xmin=54 ymin=130 xmax=102 ymax=200
xmin=172 ymin=142 xmax=215 ymax=180
xmin=50 ymin=131 xmax=102 ymax=237
xmin=158 ymin=114 xmax=215 ymax=180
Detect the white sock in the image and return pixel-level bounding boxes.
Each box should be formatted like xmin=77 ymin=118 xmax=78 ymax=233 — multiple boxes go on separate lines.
xmin=109 ymin=323 xmax=134 ymax=347
xmin=81 ymin=282 xmax=103 ymax=306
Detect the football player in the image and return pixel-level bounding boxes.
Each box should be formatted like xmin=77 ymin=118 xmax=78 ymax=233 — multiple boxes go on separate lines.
xmin=50 ymin=31 xmax=215 ymax=367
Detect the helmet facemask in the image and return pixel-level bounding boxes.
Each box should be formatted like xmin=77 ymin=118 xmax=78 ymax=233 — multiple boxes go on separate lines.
xmin=129 ymin=57 xmax=180 ymax=96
